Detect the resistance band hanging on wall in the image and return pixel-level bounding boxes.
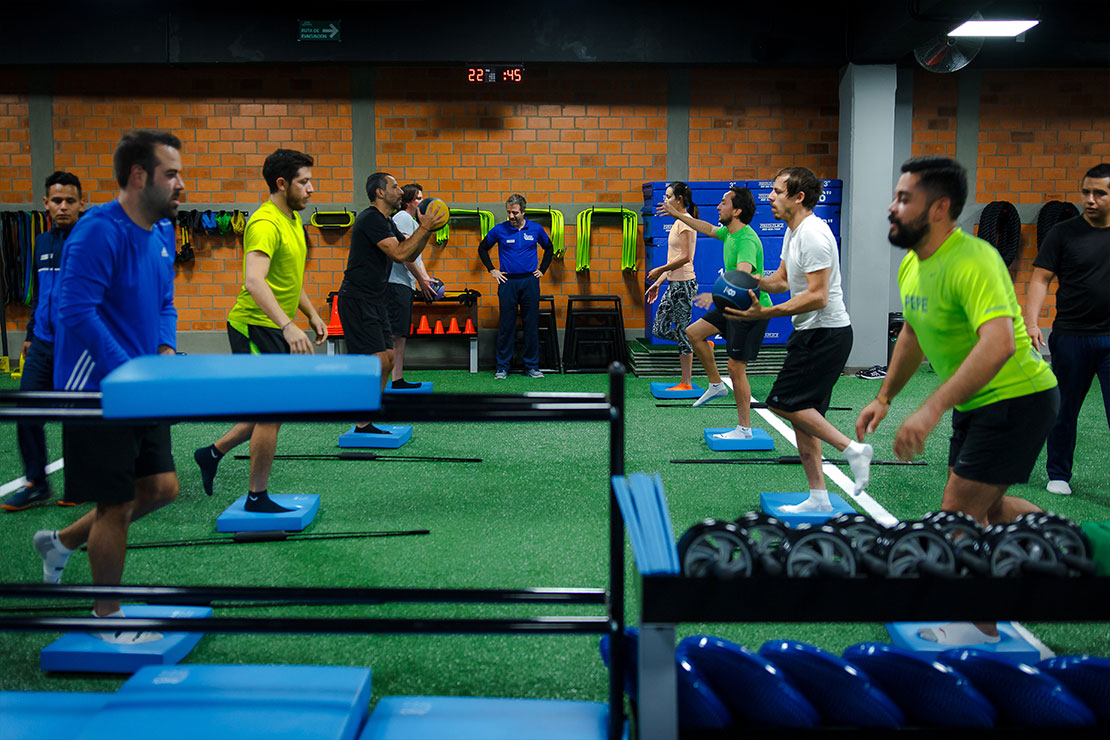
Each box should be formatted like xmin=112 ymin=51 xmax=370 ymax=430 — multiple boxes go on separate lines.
xmin=575 ymin=207 xmax=638 ymax=272
xmin=435 ymin=208 xmax=495 ymax=246
xmin=524 ymin=207 xmax=565 ymax=257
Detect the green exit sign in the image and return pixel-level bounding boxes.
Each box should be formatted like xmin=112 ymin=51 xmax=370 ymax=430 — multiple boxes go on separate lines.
xmin=299 ymin=20 xmax=341 ymax=42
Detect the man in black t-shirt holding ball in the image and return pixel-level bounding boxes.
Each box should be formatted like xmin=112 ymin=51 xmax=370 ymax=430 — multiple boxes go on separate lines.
xmin=338 ymin=172 xmax=441 ymax=433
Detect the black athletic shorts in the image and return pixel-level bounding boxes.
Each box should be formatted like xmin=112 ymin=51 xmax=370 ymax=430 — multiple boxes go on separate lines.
xmin=61 ymin=423 xmax=174 ymax=504
xmin=702 ymin=307 xmax=769 ymax=362
xmin=338 ymin=293 xmax=392 ymax=355
xmin=948 ymin=386 xmax=1060 ymax=485
xmin=766 ymin=325 xmax=853 ymax=414
xmin=385 ymin=283 xmax=414 ymax=337
xmin=227 ymin=321 xmax=290 ymax=355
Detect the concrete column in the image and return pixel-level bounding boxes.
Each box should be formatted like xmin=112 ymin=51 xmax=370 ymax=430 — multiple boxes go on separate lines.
xmin=666 ymin=68 xmax=689 ymax=181
xmin=837 ymin=64 xmax=898 ymax=368
xmin=350 ymin=66 xmax=375 ymax=211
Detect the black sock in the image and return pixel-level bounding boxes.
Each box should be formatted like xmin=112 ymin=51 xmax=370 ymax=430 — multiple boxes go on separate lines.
xmin=194 ymin=445 xmax=223 ymax=496
xmin=391 ymin=379 xmax=421 ymax=389
xmin=355 ymin=423 xmax=390 ymax=434
xmin=244 ymin=489 xmax=294 ymax=514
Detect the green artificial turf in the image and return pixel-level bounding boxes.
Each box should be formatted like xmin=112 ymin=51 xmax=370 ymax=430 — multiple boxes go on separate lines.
xmin=0 ymin=367 xmax=1107 ymax=700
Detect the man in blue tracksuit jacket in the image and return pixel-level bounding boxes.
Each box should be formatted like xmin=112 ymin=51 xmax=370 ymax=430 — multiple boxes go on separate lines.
xmin=478 ymin=193 xmax=553 ymax=379
xmin=3 ymin=172 xmax=83 ymax=512
xmin=34 ymin=131 xmax=184 ymax=643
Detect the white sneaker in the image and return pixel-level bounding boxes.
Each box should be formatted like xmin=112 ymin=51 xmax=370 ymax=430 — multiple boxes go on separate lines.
xmin=692 ymin=382 xmax=728 ymax=408
xmin=1046 ymin=480 xmax=1072 ymax=495
xmin=92 ymin=609 xmax=164 ymax=644
xmin=712 ymin=426 xmax=753 ymax=440
xmin=34 ymin=530 xmax=71 ymax=584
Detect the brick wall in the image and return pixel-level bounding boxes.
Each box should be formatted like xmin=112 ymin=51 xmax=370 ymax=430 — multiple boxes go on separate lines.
xmin=910 ymin=70 xmax=958 ymax=158
xmin=689 ymin=69 xmax=840 ymax=181
xmin=0 ymin=81 xmax=30 ymax=204
xmin=374 ymin=65 xmax=667 ymax=330
xmin=975 ymin=68 xmax=1110 ymax=320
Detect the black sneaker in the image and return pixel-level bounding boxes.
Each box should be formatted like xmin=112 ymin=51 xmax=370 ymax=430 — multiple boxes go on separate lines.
xmin=2 ymin=482 xmax=53 ymax=512
xmin=855 ymin=365 xmax=887 ymax=380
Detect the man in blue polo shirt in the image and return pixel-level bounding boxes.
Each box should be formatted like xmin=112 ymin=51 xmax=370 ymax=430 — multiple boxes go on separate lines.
xmin=478 ymin=194 xmax=553 ymax=379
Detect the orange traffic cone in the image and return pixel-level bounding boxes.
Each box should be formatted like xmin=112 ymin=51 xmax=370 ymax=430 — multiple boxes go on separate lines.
xmin=433 ymin=320 xmax=446 ymax=335
xmin=446 ymin=317 xmax=462 ymax=334
xmin=463 ymin=318 xmax=476 ymax=334
xmin=416 ymin=315 xmax=432 ymax=334
xmin=327 ymin=298 xmax=343 ymax=336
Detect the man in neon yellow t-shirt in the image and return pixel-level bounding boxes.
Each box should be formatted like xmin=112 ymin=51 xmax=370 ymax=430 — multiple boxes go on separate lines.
xmin=857 ymin=156 xmax=1058 ymax=647
xmin=194 ymin=148 xmax=328 ymax=513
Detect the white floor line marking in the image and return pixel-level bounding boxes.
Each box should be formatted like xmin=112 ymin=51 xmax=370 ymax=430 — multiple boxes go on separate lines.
xmin=0 ymin=458 xmax=65 ymax=498
xmin=718 ymin=379 xmax=898 ymax=527
xmin=1010 ymin=621 xmax=1055 ymax=660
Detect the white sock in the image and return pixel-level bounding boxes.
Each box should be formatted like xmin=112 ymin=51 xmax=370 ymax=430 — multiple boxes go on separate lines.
xmin=92 ymin=608 xmax=164 ymax=645
xmin=917 ymin=622 xmax=1001 ymax=646
xmin=34 ymin=530 xmax=73 ymax=584
xmin=781 ymin=489 xmax=833 ymax=513
xmin=713 ymin=425 xmax=753 ymax=440
xmin=843 ymin=441 xmax=873 ymax=494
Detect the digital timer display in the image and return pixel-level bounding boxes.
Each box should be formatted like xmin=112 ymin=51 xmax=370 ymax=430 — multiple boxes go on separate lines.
xmin=467 ymin=66 xmax=524 ymax=83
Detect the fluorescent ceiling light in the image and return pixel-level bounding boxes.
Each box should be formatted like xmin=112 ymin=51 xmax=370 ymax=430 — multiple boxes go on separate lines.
xmin=948 ymin=20 xmax=1039 ymax=37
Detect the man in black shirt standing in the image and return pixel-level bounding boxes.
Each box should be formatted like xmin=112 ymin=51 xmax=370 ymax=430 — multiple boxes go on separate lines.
xmin=1024 ymin=163 xmax=1110 ymax=495
xmin=338 ymin=172 xmax=439 ymax=432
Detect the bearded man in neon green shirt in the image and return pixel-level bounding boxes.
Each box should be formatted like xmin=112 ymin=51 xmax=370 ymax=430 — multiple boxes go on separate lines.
xmin=857 ymin=156 xmax=1058 ymax=647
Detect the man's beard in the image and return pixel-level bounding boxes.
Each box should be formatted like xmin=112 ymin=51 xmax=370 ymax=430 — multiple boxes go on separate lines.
xmin=888 ymin=214 xmax=928 ymax=248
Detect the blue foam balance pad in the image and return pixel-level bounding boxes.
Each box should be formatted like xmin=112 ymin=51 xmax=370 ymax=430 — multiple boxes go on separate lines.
xmin=843 ymin=642 xmax=996 ymax=728
xmin=885 ymin=621 xmax=1042 ymax=665
xmin=0 ymin=691 xmax=110 ymax=740
xmin=385 ymin=381 xmax=433 ymax=395
xmin=758 ymin=640 xmax=904 ymax=728
xmin=40 ymin=605 xmax=211 ymax=673
xmin=760 ymin=492 xmax=854 ymax=526
xmin=938 ymin=648 xmax=1096 ymax=728
xmin=360 ymin=696 xmax=610 ymax=740
xmin=338 ymin=425 xmax=412 ymax=449
xmin=678 ymin=635 xmax=820 ymax=728
xmin=704 ymin=428 xmax=774 ymax=451
xmin=82 ymin=664 xmax=373 ymax=740
xmin=101 ymin=354 xmax=382 ymax=419
xmin=217 ymin=494 xmax=320 ymax=533
xmin=651 ymin=381 xmax=704 ymax=399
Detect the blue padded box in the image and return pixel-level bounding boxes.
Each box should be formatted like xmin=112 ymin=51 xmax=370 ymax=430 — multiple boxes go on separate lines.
xmin=651 ymin=382 xmax=704 ymax=399
xmin=101 ymin=354 xmax=382 ymax=420
xmin=82 ymin=664 xmax=373 ymax=740
xmin=813 ymin=204 xmax=841 ymax=235
xmin=216 ymin=494 xmax=320 ymax=533
xmin=749 ymin=207 xmax=788 ymax=238
xmin=763 ymin=291 xmax=794 ymax=345
xmin=692 ymin=236 xmax=725 ymax=279
xmin=761 ymin=236 xmax=783 ymax=269
xmin=360 ymin=696 xmax=610 ymax=740
xmin=886 ymin=621 xmax=1042 ymax=665
xmin=0 ymin=691 xmax=110 ymax=739
xmin=338 ymin=425 xmax=412 ymax=449
xmin=705 ymin=428 xmax=774 ymax=451
xmin=40 ymin=605 xmax=211 ymax=673
xmin=384 ymin=381 xmax=432 ymax=394
xmin=760 ymin=492 xmax=854 ymax=526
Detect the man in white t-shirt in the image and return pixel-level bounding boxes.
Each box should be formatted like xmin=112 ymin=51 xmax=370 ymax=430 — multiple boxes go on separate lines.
xmin=725 ymin=166 xmax=873 ymax=511
xmin=388 ymin=183 xmax=436 ymax=389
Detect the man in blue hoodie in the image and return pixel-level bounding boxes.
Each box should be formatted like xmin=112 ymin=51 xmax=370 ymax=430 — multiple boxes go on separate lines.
xmin=3 ymin=172 xmax=83 ymax=511
xmin=34 ymin=131 xmax=183 ymax=644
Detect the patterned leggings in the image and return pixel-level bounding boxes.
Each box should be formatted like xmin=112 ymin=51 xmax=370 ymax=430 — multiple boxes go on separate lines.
xmin=651 ymin=278 xmax=697 ymax=354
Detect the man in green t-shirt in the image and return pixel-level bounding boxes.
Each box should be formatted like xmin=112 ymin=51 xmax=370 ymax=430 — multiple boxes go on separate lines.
xmin=857 ymin=156 xmax=1059 ymax=646
xmin=193 ymin=149 xmax=328 ymax=513
xmin=660 ymin=186 xmax=770 ymax=438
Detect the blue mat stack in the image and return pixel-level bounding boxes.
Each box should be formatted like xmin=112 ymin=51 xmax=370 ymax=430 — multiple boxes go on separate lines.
xmin=641 ymin=179 xmax=841 ymax=348
xmin=599 ymin=633 xmax=1107 ymax=730
xmin=610 ymin=473 xmax=680 ymax=575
